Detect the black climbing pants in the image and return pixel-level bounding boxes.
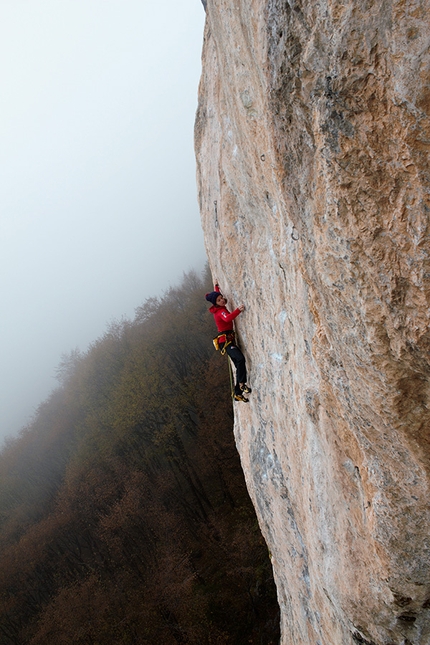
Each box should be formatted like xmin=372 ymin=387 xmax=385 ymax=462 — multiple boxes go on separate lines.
xmin=222 ymin=342 xmax=247 ymax=394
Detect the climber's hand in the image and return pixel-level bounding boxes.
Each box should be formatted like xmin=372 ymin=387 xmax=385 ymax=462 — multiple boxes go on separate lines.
xmin=238 ymin=304 xmax=245 ymax=312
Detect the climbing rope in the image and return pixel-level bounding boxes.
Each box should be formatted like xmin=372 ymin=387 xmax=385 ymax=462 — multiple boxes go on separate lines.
xmin=213 ymin=332 xmax=236 ymax=399
xmin=227 ymin=355 xmax=235 ymax=400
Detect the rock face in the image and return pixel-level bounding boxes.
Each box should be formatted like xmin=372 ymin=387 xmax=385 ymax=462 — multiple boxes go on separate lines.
xmin=195 ymin=0 xmax=430 ymax=643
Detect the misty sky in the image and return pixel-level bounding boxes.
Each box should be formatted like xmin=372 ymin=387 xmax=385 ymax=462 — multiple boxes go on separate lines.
xmin=0 ymin=1 xmax=207 ymax=442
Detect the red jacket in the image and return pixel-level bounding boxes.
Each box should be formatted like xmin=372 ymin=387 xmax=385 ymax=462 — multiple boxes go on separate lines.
xmin=209 ymin=285 xmax=242 ymax=332
xmin=209 ymin=305 xmax=242 ymax=332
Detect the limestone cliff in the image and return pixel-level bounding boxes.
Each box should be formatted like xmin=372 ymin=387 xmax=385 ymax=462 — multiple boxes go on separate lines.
xmin=195 ymin=0 xmax=430 ymax=643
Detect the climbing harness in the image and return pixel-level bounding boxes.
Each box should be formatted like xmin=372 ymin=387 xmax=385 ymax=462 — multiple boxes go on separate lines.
xmin=213 ymin=331 xmax=235 ymax=355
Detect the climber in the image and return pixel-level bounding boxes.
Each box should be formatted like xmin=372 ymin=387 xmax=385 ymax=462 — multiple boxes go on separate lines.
xmin=205 ymin=281 xmax=252 ymax=403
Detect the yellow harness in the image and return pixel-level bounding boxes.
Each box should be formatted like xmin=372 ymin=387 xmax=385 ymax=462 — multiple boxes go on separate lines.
xmin=213 ymin=331 xmax=235 ymax=355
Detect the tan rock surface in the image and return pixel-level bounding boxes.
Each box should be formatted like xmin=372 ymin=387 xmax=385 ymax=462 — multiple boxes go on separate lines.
xmin=195 ymin=0 xmax=430 ymax=643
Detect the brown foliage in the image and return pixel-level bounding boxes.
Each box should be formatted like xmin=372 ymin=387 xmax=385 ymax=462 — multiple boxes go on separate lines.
xmin=0 ymin=268 xmax=279 ymax=644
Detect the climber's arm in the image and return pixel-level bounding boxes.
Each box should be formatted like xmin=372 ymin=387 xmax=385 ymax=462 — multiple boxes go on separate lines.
xmin=220 ymin=308 xmax=243 ymax=323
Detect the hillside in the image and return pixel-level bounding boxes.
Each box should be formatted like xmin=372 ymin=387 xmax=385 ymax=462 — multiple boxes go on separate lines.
xmin=0 ymin=269 xmax=279 ymax=644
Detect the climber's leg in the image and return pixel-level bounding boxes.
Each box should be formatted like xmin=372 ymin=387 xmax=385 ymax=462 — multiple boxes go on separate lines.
xmin=225 ymin=344 xmax=247 ymax=394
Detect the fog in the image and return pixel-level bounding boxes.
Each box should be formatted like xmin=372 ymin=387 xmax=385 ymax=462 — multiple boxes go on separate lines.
xmin=0 ymin=1 xmax=207 ymax=442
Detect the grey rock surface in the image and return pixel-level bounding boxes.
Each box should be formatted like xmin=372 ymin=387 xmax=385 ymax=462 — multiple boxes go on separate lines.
xmin=195 ymin=0 xmax=430 ymax=643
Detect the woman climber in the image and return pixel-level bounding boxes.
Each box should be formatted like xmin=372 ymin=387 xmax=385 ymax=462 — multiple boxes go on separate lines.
xmin=205 ymin=281 xmax=252 ymax=403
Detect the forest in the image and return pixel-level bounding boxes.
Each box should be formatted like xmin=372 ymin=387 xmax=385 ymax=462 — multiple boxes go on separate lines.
xmin=0 ymin=268 xmax=280 ymax=644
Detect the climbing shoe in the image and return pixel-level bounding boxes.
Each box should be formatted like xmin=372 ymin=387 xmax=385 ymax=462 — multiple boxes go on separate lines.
xmin=234 ymin=393 xmax=249 ymax=403
xmin=240 ymin=384 xmax=252 ymax=394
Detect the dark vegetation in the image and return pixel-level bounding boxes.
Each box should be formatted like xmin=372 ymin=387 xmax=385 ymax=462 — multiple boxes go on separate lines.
xmin=0 ymin=268 xmax=279 ymax=644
